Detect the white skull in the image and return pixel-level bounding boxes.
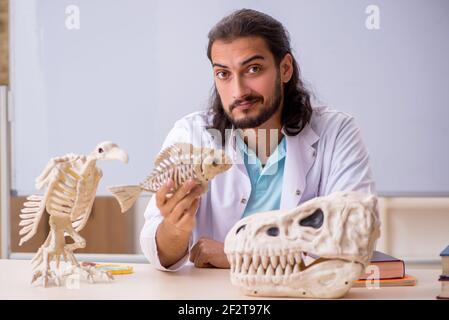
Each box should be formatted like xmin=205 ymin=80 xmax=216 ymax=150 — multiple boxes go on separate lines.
xmin=224 ymin=191 xmax=381 ymax=299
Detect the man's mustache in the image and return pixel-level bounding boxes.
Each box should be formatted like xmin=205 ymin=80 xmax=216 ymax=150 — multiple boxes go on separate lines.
xmin=229 ymin=96 xmax=263 ymax=111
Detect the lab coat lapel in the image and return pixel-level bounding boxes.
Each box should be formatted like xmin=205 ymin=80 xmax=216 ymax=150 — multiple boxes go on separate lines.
xmin=280 ymin=123 xmax=319 ymax=210
xmin=226 ymin=127 xmax=249 ymax=178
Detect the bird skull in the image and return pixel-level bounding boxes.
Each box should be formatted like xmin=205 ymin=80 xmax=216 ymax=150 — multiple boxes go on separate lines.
xmin=224 ymin=191 xmax=381 ymax=299
xmin=92 ymin=141 xmax=129 ymax=163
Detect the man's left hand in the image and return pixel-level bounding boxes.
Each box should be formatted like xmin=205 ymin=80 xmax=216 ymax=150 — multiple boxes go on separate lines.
xmin=189 ymin=237 xmax=230 ymax=268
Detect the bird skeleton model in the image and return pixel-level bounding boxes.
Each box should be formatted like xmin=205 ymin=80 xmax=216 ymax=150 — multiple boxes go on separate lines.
xmin=18 ymin=141 xmax=128 ymax=287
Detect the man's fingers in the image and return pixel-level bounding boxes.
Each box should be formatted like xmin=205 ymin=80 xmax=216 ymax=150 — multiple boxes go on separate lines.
xmin=189 ymin=241 xmax=200 ymax=263
xmin=155 ymin=179 xmax=173 ymax=212
xmin=194 ymin=250 xmax=213 ymax=268
xmin=193 ymin=244 xmax=204 ymax=266
xmin=185 ymin=197 xmax=200 ymax=216
xmin=164 ymin=179 xmax=198 ymax=213
xmin=169 ymin=186 xmax=203 ymax=222
xmin=193 ymin=252 xmax=204 ymax=267
xmin=177 ymin=197 xmax=200 ymax=226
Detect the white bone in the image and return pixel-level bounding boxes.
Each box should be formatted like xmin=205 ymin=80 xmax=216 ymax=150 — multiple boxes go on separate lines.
xmin=261 ymin=256 xmax=269 ymax=269
xmin=224 ymin=191 xmax=381 ymax=299
xmin=19 ymin=141 xmax=128 ymax=287
xmin=21 ymin=207 xmax=38 ymax=214
xmin=285 ymin=264 xmax=293 ymax=276
xmin=23 ymin=201 xmax=40 ymax=208
xmin=107 ymin=143 xmax=232 ymax=213
xmin=257 ymin=264 xmax=265 ymax=276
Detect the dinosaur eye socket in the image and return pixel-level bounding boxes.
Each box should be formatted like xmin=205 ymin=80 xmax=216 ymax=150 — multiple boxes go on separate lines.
xmin=236 ymin=224 xmax=246 ymax=234
xmin=98 ymin=148 xmax=104 ymax=153
xmin=212 ymin=161 xmax=217 ymax=166
xmin=266 ymin=226 xmax=279 ymax=237
xmin=299 ymin=208 xmax=324 ymax=229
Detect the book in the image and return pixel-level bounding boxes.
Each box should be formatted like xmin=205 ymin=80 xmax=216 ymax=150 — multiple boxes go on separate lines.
xmin=437 ymin=278 xmax=449 ymax=299
xmin=303 ymin=251 xmax=405 ymax=280
xmin=303 ymin=251 xmax=407 ymax=282
xmin=353 ymin=274 xmax=416 ymax=288
xmin=437 ymin=245 xmax=449 ymax=299
xmin=440 ymin=245 xmax=449 ymax=276
xmin=359 ymin=251 xmax=405 ymax=280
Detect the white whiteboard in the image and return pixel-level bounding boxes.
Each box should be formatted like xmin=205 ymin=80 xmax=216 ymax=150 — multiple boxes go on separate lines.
xmin=9 ymin=0 xmax=449 ymax=196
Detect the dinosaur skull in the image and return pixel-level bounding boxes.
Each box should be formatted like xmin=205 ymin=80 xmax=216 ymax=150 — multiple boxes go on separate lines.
xmin=224 ymin=191 xmax=381 ymax=299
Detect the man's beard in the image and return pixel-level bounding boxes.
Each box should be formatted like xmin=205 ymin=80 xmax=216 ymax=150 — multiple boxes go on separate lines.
xmin=224 ymin=76 xmax=282 ymax=129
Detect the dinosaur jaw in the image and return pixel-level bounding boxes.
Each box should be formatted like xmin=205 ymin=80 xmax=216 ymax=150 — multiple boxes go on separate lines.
xmin=227 ymin=250 xmax=364 ymax=299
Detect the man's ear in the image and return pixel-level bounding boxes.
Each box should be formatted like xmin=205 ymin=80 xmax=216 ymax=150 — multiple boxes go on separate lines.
xmin=280 ymin=53 xmax=293 ymax=83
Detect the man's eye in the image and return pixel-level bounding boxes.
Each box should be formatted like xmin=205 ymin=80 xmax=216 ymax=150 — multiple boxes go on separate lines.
xmin=216 ymin=71 xmax=228 ymax=79
xmin=248 ymin=66 xmax=261 ymax=74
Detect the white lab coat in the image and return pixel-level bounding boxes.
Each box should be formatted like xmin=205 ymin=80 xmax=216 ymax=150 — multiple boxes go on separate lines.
xmin=140 ymin=106 xmax=376 ymax=271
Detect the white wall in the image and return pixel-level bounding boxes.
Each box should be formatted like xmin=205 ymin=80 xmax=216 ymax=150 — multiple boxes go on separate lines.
xmin=377 ymin=198 xmax=449 ymax=262
xmin=8 ymin=0 xmax=449 ymax=196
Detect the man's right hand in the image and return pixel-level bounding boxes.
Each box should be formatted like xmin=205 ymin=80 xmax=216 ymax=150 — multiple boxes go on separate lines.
xmin=156 ymin=178 xmax=203 ymax=235
xmin=155 ymin=178 xmax=203 ymax=267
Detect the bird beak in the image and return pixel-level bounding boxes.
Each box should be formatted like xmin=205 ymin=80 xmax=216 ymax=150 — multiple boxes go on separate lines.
xmin=108 ymin=147 xmax=129 ymax=163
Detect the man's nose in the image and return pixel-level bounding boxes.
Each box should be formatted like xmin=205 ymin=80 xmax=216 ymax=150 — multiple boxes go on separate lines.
xmin=231 ymin=76 xmax=251 ymax=101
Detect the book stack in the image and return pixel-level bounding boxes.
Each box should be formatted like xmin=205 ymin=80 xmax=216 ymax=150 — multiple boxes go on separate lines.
xmin=353 ymin=251 xmax=416 ymax=288
xmin=303 ymin=251 xmax=416 ymax=287
xmin=437 ymin=245 xmax=449 ymax=299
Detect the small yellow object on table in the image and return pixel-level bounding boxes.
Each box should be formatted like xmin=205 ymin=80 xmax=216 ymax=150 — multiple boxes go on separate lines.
xmin=81 ymin=262 xmax=134 ymax=275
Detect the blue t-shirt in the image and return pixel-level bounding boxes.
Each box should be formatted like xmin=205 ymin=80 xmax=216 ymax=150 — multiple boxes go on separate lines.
xmin=236 ymin=134 xmax=286 ymax=217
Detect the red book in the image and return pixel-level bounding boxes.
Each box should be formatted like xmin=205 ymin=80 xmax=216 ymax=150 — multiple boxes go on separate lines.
xmin=358 ymin=251 xmax=405 ymax=280
xmin=437 ymin=245 xmax=449 ymax=299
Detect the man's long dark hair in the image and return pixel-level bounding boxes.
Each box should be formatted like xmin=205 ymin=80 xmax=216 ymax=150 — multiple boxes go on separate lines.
xmin=206 ymin=9 xmax=313 ymax=145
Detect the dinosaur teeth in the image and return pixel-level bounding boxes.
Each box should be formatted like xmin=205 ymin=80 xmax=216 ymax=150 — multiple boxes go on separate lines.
xmin=288 ymin=253 xmax=295 ymax=265
xmin=279 ymin=255 xmax=287 ymax=269
xmin=257 ymin=264 xmax=265 ymax=276
xmin=266 ymin=265 xmax=274 ymax=276
xmin=269 ymin=256 xmax=278 ymax=269
xmin=226 ymin=254 xmax=234 ymax=266
xmin=261 ymin=256 xmax=269 ymax=269
xmin=293 ymin=263 xmax=300 ymax=273
xmin=243 ymin=254 xmax=251 ymax=271
xmin=231 ymin=251 xmax=306 ymax=278
xmin=275 ymin=264 xmax=283 ymax=276
xmin=252 ymin=254 xmax=260 ymax=268
xmin=248 ymin=264 xmax=256 ymax=276
xmin=235 ymin=255 xmax=242 ymax=273
xmin=294 ymin=252 xmax=302 ymax=264
xmin=285 ymin=264 xmax=293 ymax=276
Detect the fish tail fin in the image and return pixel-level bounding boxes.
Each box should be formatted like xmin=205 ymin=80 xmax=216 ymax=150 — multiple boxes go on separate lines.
xmin=107 ymin=185 xmax=142 ymax=213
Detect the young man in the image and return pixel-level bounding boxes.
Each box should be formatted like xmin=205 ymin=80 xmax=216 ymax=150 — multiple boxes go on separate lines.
xmin=140 ymin=9 xmax=376 ymax=271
